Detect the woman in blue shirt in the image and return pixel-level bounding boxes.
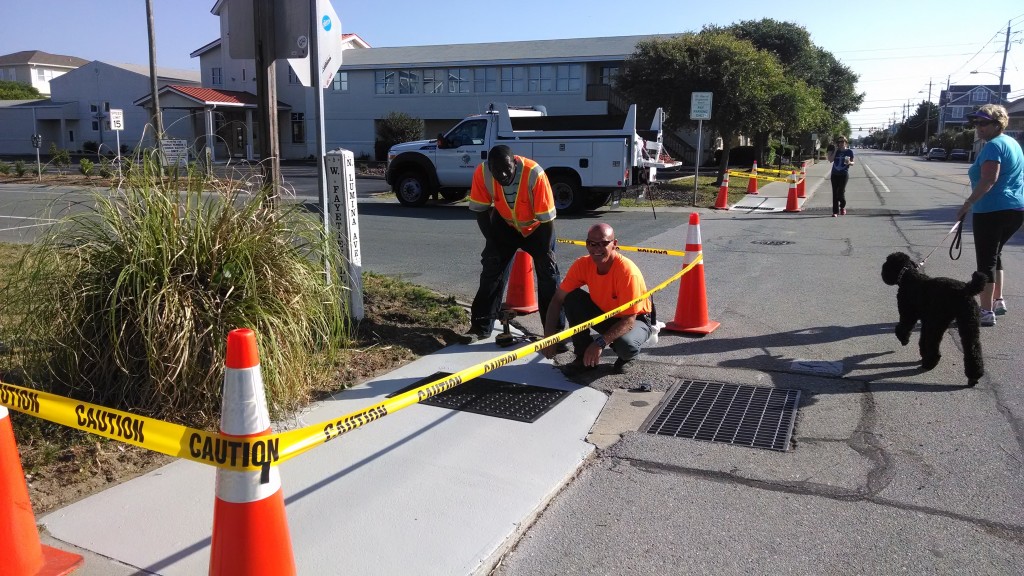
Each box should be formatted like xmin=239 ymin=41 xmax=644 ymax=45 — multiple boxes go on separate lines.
xmin=955 ymin=104 xmax=1024 ymax=327
xmin=827 ymin=136 xmax=855 ymax=217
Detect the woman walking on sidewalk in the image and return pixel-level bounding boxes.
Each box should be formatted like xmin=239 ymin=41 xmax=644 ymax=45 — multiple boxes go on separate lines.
xmin=955 ymin=104 xmax=1024 ymax=327
xmin=827 ymin=136 xmax=855 ymax=217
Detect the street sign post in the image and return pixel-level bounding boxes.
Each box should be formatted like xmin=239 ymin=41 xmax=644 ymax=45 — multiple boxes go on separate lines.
xmin=690 ymin=92 xmax=713 ymax=205
xmin=109 ymin=109 xmax=124 ymax=179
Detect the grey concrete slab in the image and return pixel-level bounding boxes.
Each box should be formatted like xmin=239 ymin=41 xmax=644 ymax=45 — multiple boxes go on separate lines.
xmin=39 ymin=339 xmax=606 ymax=575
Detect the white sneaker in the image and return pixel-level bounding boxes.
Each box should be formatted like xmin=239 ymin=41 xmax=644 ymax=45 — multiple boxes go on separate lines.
xmin=980 ymin=309 xmax=996 ymax=327
xmin=994 ymin=298 xmax=1007 ymax=316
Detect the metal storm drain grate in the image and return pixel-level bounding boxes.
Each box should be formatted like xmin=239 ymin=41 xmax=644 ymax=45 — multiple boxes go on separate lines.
xmin=750 ymin=240 xmax=794 ymax=246
xmin=388 ymin=372 xmax=568 ymax=423
xmin=642 ymin=380 xmax=800 ymax=451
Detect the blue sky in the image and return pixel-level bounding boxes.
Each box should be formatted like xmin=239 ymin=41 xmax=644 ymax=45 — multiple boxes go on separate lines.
xmin=3 ymin=1 xmax=1023 ymax=134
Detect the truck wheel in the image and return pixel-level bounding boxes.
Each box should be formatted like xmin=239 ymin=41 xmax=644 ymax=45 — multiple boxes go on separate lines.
xmin=439 ymin=189 xmax=468 ymax=203
xmin=550 ymin=174 xmax=584 ymax=214
xmin=394 ymin=171 xmax=430 ymax=206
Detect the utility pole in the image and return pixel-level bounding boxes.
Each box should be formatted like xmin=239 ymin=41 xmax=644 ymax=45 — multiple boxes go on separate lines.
xmin=923 ymin=79 xmax=932 ymax=151
xmin=254 ymin=0 xmax=281 ymax=201
xmin=998 ymin=20 xmax=1010 ymax=103
xmin=146 ymin=0 xmax=164 ymax=150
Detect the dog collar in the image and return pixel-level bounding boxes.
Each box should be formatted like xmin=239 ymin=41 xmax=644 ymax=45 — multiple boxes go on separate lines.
xmin=895 ymin=265 xmax=911 ymax=285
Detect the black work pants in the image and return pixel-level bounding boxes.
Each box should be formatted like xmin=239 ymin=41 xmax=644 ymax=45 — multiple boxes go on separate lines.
xmin=470 ymin=219 xmax=564 ymax=332
xmin=831 ymin=170 xmax=849 ymax=214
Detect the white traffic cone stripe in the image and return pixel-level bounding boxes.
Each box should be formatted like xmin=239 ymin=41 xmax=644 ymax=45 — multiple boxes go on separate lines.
xmin=0 ymin=406 xmax=7 ymax=419
xmin=220 ymin=366 xmax=271 ymax=436
xmin=216 ymin=467 xmax=282 ymax=504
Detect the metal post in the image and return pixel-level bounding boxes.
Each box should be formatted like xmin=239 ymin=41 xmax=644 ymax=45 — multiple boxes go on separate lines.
xmin=35 ymin=141 xmax=41 ymax=181
xmin=923 ymin=80 xmax=932 ymax=151
xmin=254 ymin=0 xmax=281 ymax=201
xmin=310 ymin=0 xmax=331 ymax=281
xmin=115 ymin=130 xmax=122 ymax=180
xmin=693 ymin=119 xmax=702 ymax=207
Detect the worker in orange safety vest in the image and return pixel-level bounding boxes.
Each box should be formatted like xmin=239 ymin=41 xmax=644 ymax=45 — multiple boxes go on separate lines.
xmin=463 ymin=145 xmax=566 ymax=342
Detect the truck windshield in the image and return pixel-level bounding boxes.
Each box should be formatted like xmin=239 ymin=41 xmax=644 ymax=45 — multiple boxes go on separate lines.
xmin=445 ymin=119 xmax=487 ymax=148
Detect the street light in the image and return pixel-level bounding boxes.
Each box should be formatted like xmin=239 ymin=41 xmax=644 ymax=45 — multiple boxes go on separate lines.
xmin=970 ymin=70 xmax=1004 ymax=103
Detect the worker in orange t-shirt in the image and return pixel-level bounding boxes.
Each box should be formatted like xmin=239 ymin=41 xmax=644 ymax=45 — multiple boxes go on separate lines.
xmin=542 ymin=223 xmax=652 ymax=374
xmin=463 ymin=145 xmax=565 ymax=342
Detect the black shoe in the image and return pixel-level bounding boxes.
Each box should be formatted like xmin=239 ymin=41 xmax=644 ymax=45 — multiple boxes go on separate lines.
xmin=555 ymin=341 xmax=570 ymax=354
xmin=613 ymin=357 xmax=634 ymax=375
xmin=459 ymin=327 xmax=491 ymax=344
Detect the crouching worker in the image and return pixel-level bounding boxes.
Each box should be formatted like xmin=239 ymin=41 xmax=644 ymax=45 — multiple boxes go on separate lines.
xmin=542 ymin=223 xmax=652 ymax=374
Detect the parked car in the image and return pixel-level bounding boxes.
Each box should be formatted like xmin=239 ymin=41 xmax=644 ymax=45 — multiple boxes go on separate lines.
xmin=927 ymin=148 xmax=947 ymax=161
xmin=949 ymin=149 xmax=969 ymax=161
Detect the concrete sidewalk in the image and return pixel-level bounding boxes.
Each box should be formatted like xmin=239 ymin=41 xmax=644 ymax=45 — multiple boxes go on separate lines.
xmin=38 ymin=333 xmax=607 ymax=575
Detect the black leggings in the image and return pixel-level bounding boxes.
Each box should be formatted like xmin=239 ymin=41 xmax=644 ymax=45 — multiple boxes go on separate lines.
xmin=831 ymin=170 xmax=849 ymax=214
xmin=973 ymin=209 xmax=1024 ymax=282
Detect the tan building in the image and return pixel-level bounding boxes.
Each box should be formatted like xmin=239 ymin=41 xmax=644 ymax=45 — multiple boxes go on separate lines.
xmin=0 ymin=50 xmax=89 ymax=97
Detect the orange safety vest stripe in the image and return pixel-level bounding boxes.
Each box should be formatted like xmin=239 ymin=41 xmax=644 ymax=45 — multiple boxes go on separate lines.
xmin=469 ymin=156 xmax=556 ymax=236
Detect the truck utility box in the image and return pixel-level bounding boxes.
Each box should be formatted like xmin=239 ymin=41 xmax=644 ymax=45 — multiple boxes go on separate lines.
xmin=385 ymin=103 xmax=676 ymax=213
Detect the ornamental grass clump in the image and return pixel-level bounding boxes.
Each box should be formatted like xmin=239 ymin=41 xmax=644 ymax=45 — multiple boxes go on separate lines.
xmin=0 ymin=153 xmax=352 ymax=428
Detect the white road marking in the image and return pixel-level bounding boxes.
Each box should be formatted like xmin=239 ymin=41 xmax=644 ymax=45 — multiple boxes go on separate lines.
xmin=863 ymin=164 xmax=890 ymax=194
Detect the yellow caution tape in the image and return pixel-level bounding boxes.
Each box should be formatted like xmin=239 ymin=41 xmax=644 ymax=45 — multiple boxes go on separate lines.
xmin=1 ymin=256 xmax=703 ymax=470
xmin=556 ymin=238 xmax=686 ymax=257
xmin=0 ymin=381 xmax=277 ymax=472
xmin=726 ymin=171 xmax=796 ymax=184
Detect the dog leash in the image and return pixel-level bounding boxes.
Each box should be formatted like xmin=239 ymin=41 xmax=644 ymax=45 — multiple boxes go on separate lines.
xmin=918 ymin=219 xmax=963 ymax=267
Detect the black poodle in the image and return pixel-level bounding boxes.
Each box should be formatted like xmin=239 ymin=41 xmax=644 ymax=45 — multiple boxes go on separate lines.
xmin=881 ymin=251 xmax=985 ymax=387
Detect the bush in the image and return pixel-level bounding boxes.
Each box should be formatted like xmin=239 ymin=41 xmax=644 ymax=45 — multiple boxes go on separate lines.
xmin=48 ymin=142 xmax=70 ymax=175
xmin=376 ymin=111 xmax=424 ymax=160
xmin=0 ymin=160 xmax=9 ymax=175
xmin=99 ymin=157 xmax=114 ymax=178
xmin=0 ymin=162 xmax=353 ymax=427
xmin=83 ymin=141 xmax=99 ymax=154
xmin=79 ymin=158 xmax=94 ymax=177
xmin=13 ymin=160 xmax=27 ymax=177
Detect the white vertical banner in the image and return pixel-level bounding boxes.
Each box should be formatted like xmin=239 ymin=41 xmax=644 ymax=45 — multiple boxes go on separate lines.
xmin=326 ymin=149 xmax=364 ymax=320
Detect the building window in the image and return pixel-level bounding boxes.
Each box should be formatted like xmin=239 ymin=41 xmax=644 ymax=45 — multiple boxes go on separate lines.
xmin=375 ymin=70 xmax=395 ymax=94
xmin=0 ymin=69 xmax=5 ymax=81
xmin=952 ymin=107 xmax=965 ymax=119
xmin=971 ymin=87 xmax=989 ymax=102
xmin=242 ymin=68 xmax=246 ymax=82
xmin=37 ymin=69 xmax=54 ymax=81
xmin=501 ymin=66 xmax=525 ymax=93
xmin=291 ymin=113 xmax=305 ymax=143
xmin=211 ymin=67 xmax=222 ymax=85
xmin=422 ymin=68 xmax=446 ymax=94
xmin=399 ymin=70 xmax=421 ymax=94
xmin=68 ymin=130 xmax=75 ymax=143
xmin=288 ymin=67 xmax=301 ymax=85
xmin=600 ymin=66 xmax=618 ymax=85
xmin=528 ymin=65 xmax=555 ymax=92
xmin=473 ymin=68 xmax=497 ymax=93
xmin=448 ymin=68 xmax=470 ymax=93
xmin=558 ymin=64 xmax=582 ymax=91
xmin=91 ymin=121 xmax=99 ymax=131
xmin=332 ymin=71 xmax=348 ymax=92
xmin=90 ymin=103 xmax=98 ymax=113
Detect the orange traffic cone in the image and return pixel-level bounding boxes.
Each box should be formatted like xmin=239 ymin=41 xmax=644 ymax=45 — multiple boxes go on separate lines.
xmin=713 ymin=171 xmax=730 ymax=210
xmin=784 ymin=171 xmax=801 ymax=212
xmin=797 ymin=164 xmax=807 ymax=198
xmin=0 ymin=406 xmax=83 ymax=576
xmin=746 ymin=161 xmax=759 ymax=194
xmin=664 ymin=212 xmax=721 ymax=335
xmin=502 ymin=249 xmax=539 ymax=314
xmin=209 ymin=329 xmax=296 ymax=576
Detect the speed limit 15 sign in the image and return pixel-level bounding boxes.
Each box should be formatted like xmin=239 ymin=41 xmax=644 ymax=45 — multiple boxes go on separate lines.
xmin=109 ymin=109 xmax=124 ymax=131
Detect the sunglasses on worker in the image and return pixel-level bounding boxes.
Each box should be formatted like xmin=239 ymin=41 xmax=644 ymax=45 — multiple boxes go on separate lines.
xmin=586 ymin=239 xmax=613 ymax=248
xmin=971 ymin=120 xmax=996 ymax=127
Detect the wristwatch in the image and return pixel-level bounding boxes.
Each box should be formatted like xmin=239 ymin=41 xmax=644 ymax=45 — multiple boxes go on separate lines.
xmin=593 ymin=335 xmax=607 ymax=348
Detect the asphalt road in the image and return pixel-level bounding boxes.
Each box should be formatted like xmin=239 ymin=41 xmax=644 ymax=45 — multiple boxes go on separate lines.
xmin=3 ymin=150 xmax=1023 ymax=574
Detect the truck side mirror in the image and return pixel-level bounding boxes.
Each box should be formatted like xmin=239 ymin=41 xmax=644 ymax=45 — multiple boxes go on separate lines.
xmin=436 ymin=133 xmax=446 ymax=149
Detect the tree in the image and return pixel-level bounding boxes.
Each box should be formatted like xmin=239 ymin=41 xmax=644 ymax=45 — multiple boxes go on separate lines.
xmin=713 ymin=20 xmax=862 ymax=154
xmin=617 ymin=32 xmax=789 ymax=180
xmin=375 ymin=111 xmax=424 ymax=160
xmin=0 ymin=80 xmax=43 ymax=100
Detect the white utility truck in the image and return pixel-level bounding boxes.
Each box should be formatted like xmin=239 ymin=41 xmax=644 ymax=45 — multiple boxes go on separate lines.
xmin=385 ymin=103 xmax=676 ymax=213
